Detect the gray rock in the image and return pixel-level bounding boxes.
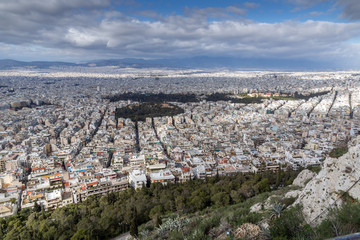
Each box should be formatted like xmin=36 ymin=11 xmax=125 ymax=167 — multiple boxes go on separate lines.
xmin=293 ymin=169 xmax=316 ymax=187
xmin=294 ymin=136 xmax=360 ymax=225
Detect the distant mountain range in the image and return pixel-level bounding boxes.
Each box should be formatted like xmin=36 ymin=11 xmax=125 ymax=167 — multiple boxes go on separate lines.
xmin=0 ymin=59 xmax=77 ymax=69
xmin=0 ymin=57 xmax=345 ymax=71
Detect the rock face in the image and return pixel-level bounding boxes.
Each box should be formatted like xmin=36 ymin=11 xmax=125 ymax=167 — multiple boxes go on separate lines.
xmin=294 ymin=137 xmax=360 ymax=225
xmin=285 ymin=189 xmax=301 ymax=199
xmin=293 ymin=169 xmax=316 ymax=187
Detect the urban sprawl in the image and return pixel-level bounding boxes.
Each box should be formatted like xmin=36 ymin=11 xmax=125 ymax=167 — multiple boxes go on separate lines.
xmin=0 ymin=67 xmax=359 ymax=217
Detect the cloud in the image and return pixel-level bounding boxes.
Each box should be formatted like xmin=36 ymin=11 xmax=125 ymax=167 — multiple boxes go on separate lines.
xmin=0 ymin=0 xmax=110 ymax=15
xmin=244 ymin=2 xmax=260 ymax=9
xmin=289 ymin=0 xmax=360 ymax=22
xmin=309 ymin=11 xmax=324 ymax=17
xmin=136 ymin=10 xmax=162 ymax=20
xmin=0 ymin=0 xmax=109 ymax=46
xmin=337 ymin=0 xmax=360 ymax=20
xmin=183 ymin=6 xmax=247 ymax=20
xmin=57 ymin=18 xmax=360 ymax=62
xmin=0 ymin=0 xmax=359 ymax=67
xmin=287 ymin=0 xmax=328 ymax=9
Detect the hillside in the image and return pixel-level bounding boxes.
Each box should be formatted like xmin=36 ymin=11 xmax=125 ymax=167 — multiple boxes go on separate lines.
xmin=135 ymin=136 xmax=360 ymax=240
xmin=0 ymin=170 xmax=299 ymax=240
xmin=2 ymin=137 xmax=360 ymax=239
xmin=294 ymin=136 xmax=360 ymax=225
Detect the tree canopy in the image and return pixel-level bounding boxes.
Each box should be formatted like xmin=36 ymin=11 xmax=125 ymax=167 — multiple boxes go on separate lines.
xmin=0 ymin=169 xmax=300 ymax=239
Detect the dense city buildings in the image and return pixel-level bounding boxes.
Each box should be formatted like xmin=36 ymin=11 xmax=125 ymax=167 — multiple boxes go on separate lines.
xmin=0 ymin=68 xmax=360 ymax=216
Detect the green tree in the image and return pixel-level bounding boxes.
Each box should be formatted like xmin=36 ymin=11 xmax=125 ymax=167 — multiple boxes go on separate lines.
xmin=70 ymin=229 xmax=91 ymax=240
xmin=255 ymin=178 xmax=270 ymax=193
xmin=276 ymin=166 xmax=282 ymax=187
xmin=211 ymin=192 xmax=230 ymax=207
xmin=130 ymin=207 xmax=138 ymax=237
xmin=230 ymin=190 xmax=243 ymax=203
xmin=190 ymin=196 xmax=206 ymax=211
xmin=175 ymin=196 xmax=186 ymax=212
xmin=34 ymin=201 xmax=42 ymax=212
xmin=149 ymin=205 xmax=163 ymax=227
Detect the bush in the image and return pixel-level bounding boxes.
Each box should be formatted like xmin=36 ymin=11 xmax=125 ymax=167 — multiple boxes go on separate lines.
xmin=280 ymin=197 xmax=296 ymax=208
xmin=270 ymin=205 xmax=313 ymax=239
xmin=307 ymin=165 xmax=321 ymax=174
xmin=316 ymin=202 xmax=360 ymax=238
xmin=235 ymin=212 xmax=262 ymax=226
xmin=329 ymin=145 xmax=348 ymax=158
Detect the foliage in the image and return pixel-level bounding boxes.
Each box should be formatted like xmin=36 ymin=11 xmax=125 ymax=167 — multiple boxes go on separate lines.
xmin=106 ymin=92 xmax=199 ymax=103
xmin=329 ymin=145 xmax=348 ymax=158
xmin=156 ymin=216 xmax=190 ymax=238
xmin=206 ymin=91 xmax=330 ymax=104
xmin=269 ymin=205 xmax=313 ymax=239
xmin=269 ymin=201 xmax=360 ymax=240
xmin=206 ymin=93 xmax=266 ymax=104
xmin=271 ymin=96 xmax=298 ymax=101
xmin=0 ymin=170 xmax=299 ymax=239
xmin=307 ymin=165 xmax=322 ymax=174
xmin=279 ymin=197 xmax=296 ymax=208
xmin=270 ymin=203 xmax=285 ymax=220
xmin=115 ymin=102 xmax=184 ymax=122
xmin=106 ymin=91 xmax=329 ymax=105
xmin=293 ymin=91 xmax=330 ymax=100
xmin=137 ymin=188 xmax=360 ymax=240
xmin=316 ymin=201 xmax=360 ymax=238
xmin=130 ymin=206 xmax=139 ymax=237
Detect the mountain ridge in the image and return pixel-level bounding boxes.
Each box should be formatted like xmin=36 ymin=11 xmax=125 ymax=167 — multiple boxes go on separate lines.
xmin=0 ymin=57 xmax=344 ymax=71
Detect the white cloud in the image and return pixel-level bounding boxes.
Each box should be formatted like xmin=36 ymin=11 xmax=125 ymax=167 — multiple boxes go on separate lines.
xmin=244 ymin=2 xmax=260 ymax=9
xmin=65 ymin=28 xmax=107 ymax=47
xmin=286 ymin=0 xmax=328 ymax=9
xmin=0 ymin=0 xmax=110 ymax=14
xmin=0 ymin=0 xmax=359 ymax=67
xmin=72 ymin=18 xmax=360 ymax=60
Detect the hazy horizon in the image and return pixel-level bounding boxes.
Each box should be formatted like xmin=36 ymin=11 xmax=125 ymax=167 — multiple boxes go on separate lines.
xmin=1 ymin=1 xmax=360 ymax=69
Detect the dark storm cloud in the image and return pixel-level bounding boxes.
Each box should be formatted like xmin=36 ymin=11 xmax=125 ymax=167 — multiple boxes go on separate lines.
xmin=287 ymin=0 xmax=360 ymax=21
xmin=337 ymin=0 xmax=360 ymax=20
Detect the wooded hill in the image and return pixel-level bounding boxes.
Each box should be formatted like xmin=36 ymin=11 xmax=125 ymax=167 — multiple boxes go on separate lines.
xmin=0 ymin=169 xmax=299 ymax=239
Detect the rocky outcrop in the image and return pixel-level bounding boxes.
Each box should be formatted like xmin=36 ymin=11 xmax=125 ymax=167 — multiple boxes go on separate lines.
xmin=292 ymin=169 xmax=316 ymax=187
xmin=285 ymin=189 xmax=301 ymax=199
xmin=250 ymin=195 xmax=278 ymax=213
xmin=294 ymin=137 xmax=360 ymax=225
xmin=250 ymin=189 xmax=301 ymax=214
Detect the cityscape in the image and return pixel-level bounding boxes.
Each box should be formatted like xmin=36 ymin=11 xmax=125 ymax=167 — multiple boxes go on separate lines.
xmin=0 ymin=67 xmax=359 ymax=238
xmin=2 ymin=0 xmax=360 ymax=239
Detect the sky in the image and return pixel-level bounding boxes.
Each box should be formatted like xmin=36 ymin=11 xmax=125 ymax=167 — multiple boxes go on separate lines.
xmin=1 ymin=0 xmax=360 ymax=68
